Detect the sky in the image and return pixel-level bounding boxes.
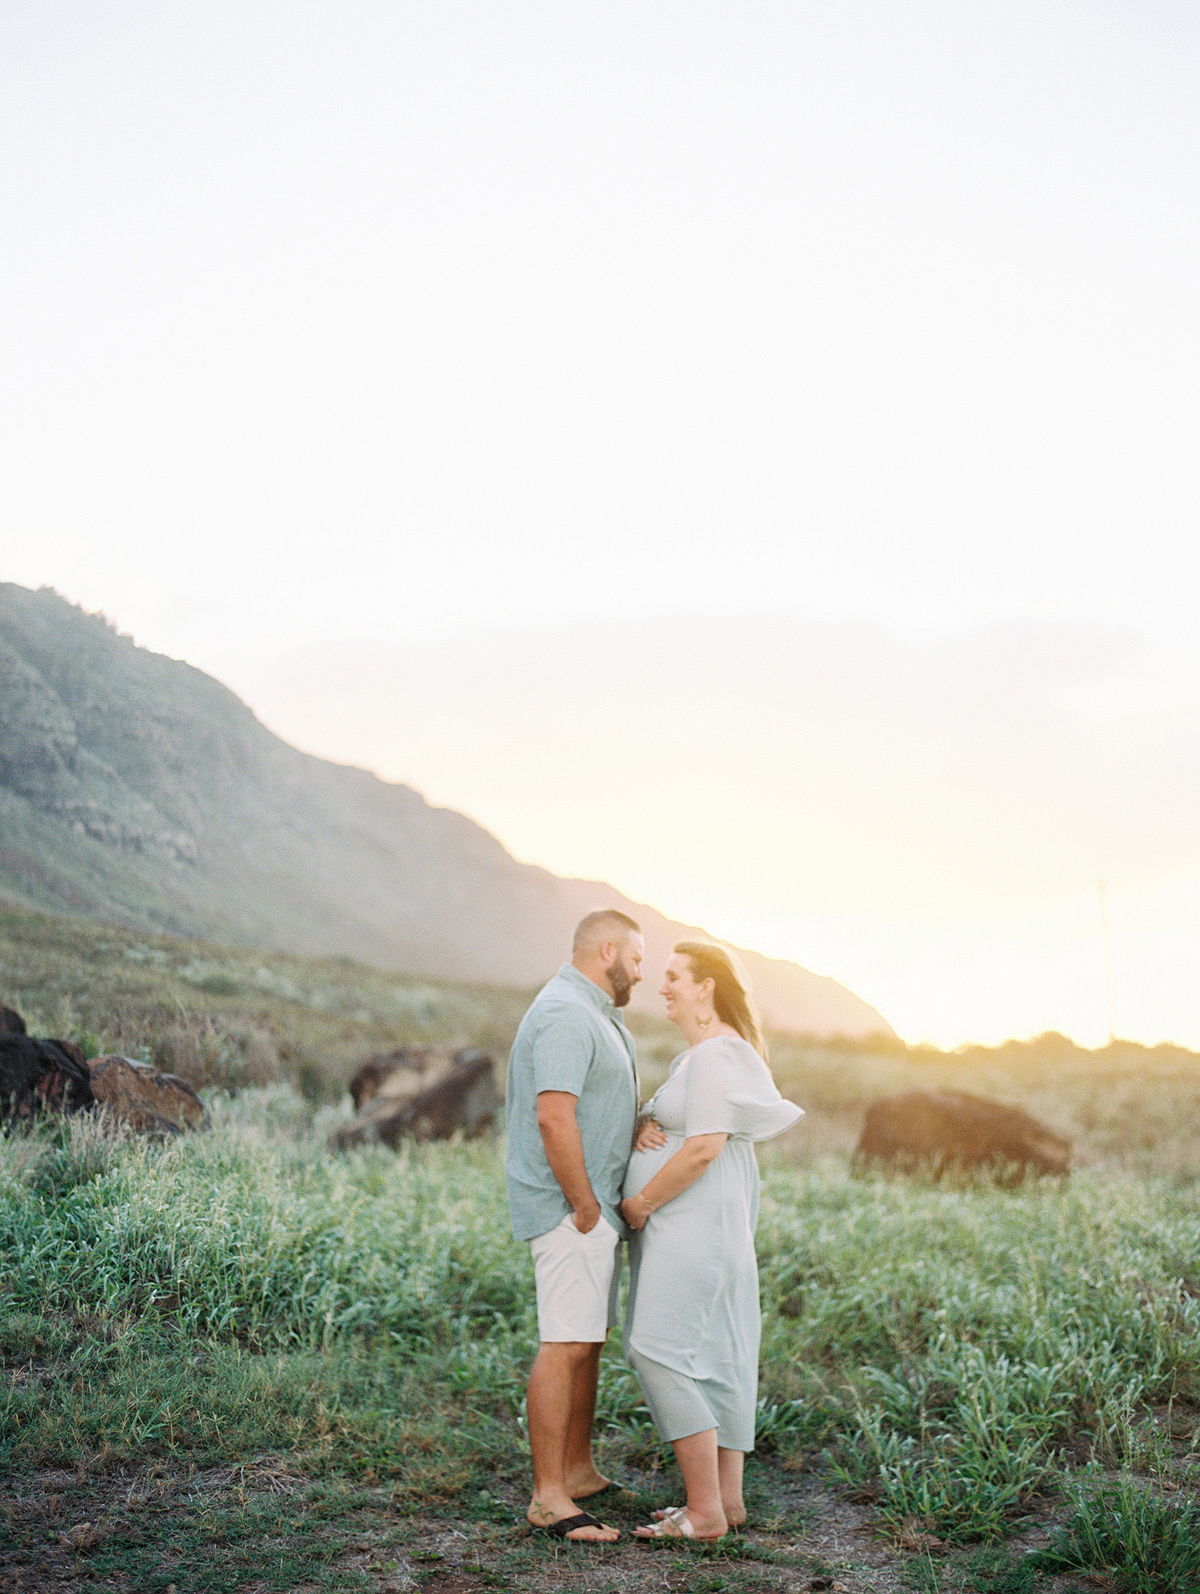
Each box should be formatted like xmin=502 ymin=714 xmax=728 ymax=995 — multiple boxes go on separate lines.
xmin=2 ymin=2 xmax=1198 ymax=1047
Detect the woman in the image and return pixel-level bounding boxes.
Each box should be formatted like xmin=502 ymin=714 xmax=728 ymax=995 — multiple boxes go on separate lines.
xmin=620 ymin=942 xmax=803 ymax=1540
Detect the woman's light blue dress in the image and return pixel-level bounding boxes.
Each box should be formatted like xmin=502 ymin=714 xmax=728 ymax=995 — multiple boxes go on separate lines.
xmin=622 ymin=1034 xmax=803 ymax=1450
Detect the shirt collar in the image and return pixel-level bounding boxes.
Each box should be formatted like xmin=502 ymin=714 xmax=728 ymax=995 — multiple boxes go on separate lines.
xmin=557 ymin=961 xmax=624 ymax=1022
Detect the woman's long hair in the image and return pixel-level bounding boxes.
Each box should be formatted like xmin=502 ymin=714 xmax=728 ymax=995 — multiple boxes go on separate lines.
xmin=674 ymin=941 xmax=768 ymax=1062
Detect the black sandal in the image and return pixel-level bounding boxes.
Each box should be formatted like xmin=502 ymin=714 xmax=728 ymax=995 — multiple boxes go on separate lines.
xmin=532 ymin=1511 xmax=614 ymax=1540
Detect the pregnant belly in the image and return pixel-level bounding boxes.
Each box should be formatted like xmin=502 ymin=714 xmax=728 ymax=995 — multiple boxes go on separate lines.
xmin=624 ymin=1133 xmax=684 ymax=1197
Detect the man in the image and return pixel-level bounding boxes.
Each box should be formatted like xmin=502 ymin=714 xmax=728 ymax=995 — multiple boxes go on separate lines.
xmin=505 ymin=909 xmax=644 ymax=1543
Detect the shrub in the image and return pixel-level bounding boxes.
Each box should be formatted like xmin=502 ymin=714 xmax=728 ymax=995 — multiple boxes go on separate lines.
xmin=1027 ymin=1476 xmax=1200 ymax=1593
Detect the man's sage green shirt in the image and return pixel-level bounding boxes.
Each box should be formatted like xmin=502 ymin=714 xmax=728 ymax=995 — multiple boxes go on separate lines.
xmin=505 ymin=963 xmax=639 ymax=1242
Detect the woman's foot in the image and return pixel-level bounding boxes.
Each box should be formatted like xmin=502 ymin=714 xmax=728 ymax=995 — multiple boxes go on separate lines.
xmin=650 ymin=1504 xmax=743 ymax=1526
xmin=635 ymin=1504 xmax=727 ymax=1541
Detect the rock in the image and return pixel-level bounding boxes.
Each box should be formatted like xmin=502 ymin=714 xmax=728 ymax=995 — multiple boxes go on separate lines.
xmin=0 ymin=1034 xmax=94 ymax=1120
xmin=333 ymin=1047 xmax=498 ymax=1149
xmin=856 ymin=1089 xmax=1070 ymax=1181
xmin=87 ymin=1055 xmax=208 ymax=1135
xmin=348 ymin=1046 xmax=429 ymax=1110
xmin=347 ymin=1045 xmax=496 ymax=1120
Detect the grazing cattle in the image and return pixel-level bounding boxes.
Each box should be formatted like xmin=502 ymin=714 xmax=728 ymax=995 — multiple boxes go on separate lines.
xmin=856 ymin=1090 xmax=1070 ymax=1182
xmin=87 ymin=1056 xmax=208 ymax=1136
xmin=0 ymin=1034 xmax=94 ymax=1121
xmin=333 ymin=1046 xmax=499 ymax=1150
xmin=1 ymin=1005 xmax=28 ymax=1035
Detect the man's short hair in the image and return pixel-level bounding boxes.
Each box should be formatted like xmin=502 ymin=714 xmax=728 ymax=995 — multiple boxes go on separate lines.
xmin=572 ymin=909 xmax=641 ymax=957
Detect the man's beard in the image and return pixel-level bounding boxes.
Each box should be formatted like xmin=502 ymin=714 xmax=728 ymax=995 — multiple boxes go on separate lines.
xmin=609 ymin=961 xmax=634 ymax=1007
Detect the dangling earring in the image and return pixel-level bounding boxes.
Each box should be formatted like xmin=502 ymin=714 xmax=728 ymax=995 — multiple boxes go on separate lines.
xmin=697 ymin=1010 xmax=713 ymax=1029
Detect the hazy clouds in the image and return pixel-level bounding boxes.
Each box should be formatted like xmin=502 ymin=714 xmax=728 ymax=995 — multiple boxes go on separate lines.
xmin=4 ymin=2 xmax=1200 ymax=652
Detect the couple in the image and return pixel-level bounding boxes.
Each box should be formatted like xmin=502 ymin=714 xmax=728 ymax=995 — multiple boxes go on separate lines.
xmin=505 ymin=910 xmax=803 ymax=1544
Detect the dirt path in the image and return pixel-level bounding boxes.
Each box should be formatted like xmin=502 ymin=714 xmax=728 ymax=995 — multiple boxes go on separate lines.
xmin=0 ymin=1455 xmax=1070 ymax=1594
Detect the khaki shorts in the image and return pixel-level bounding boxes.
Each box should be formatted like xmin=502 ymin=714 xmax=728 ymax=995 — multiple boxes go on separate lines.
xmin=529 ymin=1213 xmax=621 ymax=1343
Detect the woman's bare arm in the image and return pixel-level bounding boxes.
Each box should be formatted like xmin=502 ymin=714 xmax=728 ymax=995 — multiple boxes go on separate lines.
xmin=620 ymin=1132 xmax=728 ymax=1231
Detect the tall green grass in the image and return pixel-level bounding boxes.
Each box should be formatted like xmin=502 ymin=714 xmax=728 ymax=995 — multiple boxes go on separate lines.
xmin=755 ymin=1165 xmax=1200 ymax=1536
xmin=1027 ymin=1474 xmax=1200 ymax=1593
xmin=3 ymin=1089 xmax=1199 ymax=1541
xmin=1 ymin=1091 xmax=535 ymax=1354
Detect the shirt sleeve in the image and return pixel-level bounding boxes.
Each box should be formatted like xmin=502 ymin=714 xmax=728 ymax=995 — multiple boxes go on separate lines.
xmin=530 ymin=1001 xmax=595 ymax=1097
xmin=683 ymin=1035 xmax=805 ymax=1141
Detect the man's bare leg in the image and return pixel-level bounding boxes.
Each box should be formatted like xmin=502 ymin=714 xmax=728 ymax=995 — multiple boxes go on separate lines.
xmin=562 ymin=1341 xmax=612 ymax=1498
xmin=526 ymin=1341 xmax=618 ymax=1542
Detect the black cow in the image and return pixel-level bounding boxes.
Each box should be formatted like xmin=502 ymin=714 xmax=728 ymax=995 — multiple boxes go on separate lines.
xmin=0 ymin=1034 xmax=94 ymax=1122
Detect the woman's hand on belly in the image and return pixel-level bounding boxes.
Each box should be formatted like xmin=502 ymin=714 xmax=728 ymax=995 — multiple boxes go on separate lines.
xmin=634 ymin=1116 xmax=668 ymax=1152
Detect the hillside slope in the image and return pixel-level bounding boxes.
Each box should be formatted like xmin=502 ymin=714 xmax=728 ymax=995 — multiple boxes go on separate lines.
xmin=0 ymin=584 xmax=892 ymax=1036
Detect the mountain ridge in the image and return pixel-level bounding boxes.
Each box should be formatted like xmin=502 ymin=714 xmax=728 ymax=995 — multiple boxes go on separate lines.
xmin=0 ymin=583 xmax=892 ymax=1037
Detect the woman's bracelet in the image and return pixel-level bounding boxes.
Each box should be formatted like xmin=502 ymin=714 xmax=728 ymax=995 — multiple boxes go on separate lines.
xmin=635 ymin=1189 xmax=654 ymax=1215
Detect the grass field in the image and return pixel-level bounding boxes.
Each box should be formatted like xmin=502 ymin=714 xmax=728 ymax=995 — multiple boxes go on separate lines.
xmin=4 ymin=1092 xmax=1200 ymax=1592
xmin=4 ymin=904 xmax=1200 ymax=1592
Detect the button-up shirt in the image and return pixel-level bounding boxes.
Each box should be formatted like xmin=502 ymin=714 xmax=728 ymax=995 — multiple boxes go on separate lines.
xmin=505 ymin=962 xmax=639 ymax=1242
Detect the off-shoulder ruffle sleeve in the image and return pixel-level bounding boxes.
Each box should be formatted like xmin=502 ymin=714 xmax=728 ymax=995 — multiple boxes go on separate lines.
xmin=682 ymin=1035 xmax=804 ymax=1141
